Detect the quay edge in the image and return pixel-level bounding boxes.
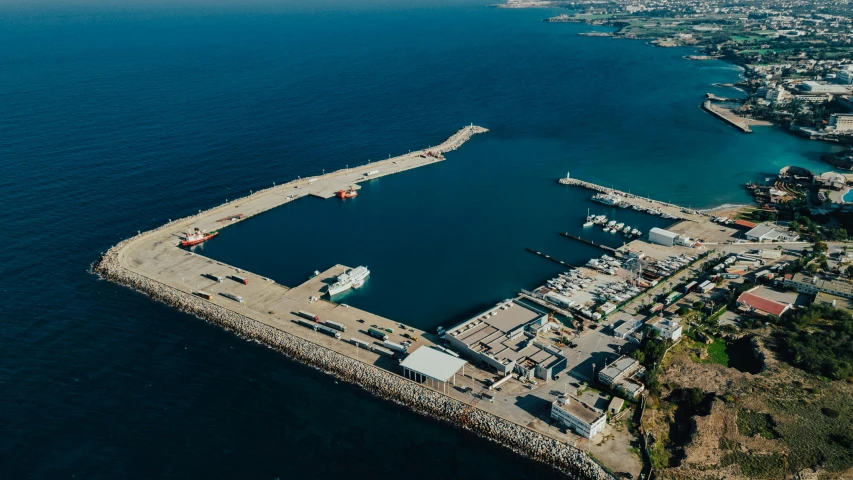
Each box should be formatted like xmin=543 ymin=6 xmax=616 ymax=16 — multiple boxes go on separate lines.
xmin=91 ymin=125 xmax=615 ymax=480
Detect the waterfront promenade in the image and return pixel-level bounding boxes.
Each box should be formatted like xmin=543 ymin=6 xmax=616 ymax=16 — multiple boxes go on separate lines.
xmin=94 ymin=125 xmax=614 ymax=480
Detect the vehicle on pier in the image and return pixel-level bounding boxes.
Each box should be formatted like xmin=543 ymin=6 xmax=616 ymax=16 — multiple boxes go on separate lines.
xmin=180 ymin=227 xmax=218 ymax=247
xmin=367 ymin=327 xmax=388 ymax=341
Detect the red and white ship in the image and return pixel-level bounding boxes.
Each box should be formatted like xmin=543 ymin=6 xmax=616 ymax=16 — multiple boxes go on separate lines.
xmin=336 ymin=188 xmax=358 ymax=199
xmin=180 ymin=227 xmax=219 ymax=247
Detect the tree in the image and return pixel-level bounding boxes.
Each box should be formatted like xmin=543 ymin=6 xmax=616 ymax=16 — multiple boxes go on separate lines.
xmin=814 ymin=240 xmax=829 ymax=254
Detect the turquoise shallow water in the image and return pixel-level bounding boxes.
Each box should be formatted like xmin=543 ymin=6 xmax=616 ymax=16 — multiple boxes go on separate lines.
xmin=0 ymin=2 xmax=844 ymax=478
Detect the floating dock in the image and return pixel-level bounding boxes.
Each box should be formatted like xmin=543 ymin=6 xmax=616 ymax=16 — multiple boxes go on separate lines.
xmin=559 ymin=233 xmax=617 ymax=253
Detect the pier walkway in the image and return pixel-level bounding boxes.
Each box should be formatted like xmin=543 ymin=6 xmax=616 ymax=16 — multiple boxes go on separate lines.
xmin=97 ymin=125 xmax=617 ymax=479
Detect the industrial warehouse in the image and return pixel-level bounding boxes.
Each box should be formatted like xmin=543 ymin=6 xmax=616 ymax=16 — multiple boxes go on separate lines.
xmin=442 ymin=300 xmax=568 ymax=381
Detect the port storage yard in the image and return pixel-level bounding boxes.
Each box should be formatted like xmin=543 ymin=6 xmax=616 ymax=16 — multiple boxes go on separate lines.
xmin=93 ymin=125 xmax=616 ymax=480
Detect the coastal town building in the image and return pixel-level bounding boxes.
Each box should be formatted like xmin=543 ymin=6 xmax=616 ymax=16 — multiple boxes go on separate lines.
xmin=399 ymin=347 xmax=468 ymax=394
xmin=647 ymin=317 xmax=683 ymax=341
xmin=598 ymin=355 xmax=645 ymax=399
xmin=550 ymin=395 xmax=607 ymax=439
xmin=837 ymin=65 xmax=853 ymax=84
xmin=784 ymin=273 xmax=853 ymax=299
xmin=744 ymin=223 xmax=799 ymax=243
xmin=798 ymin=81 xmax=849 ymax=95
xmin=736 ymin=287 xmax=792 ymax=317
xmin=612 ymin=318 xmax=643 ymax=339
xmin=443 ymin=300 xmax=567 ymax=381
xmin=827 ymin=113 xmax=853 ymax=133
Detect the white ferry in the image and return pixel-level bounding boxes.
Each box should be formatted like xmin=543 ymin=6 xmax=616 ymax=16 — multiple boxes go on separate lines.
xmin=327 ymin=266 xmax=370 ymax=296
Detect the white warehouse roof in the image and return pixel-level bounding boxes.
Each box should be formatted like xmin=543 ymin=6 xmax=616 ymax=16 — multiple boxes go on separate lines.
xmin=400 ymin=346 xmax=467 ymax=382
xmin=649 ymin=227 xmax=678 ymax=239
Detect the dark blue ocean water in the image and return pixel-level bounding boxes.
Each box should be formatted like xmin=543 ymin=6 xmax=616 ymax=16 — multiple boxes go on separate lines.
xmin=0 ymin=2 xmax=842 ymax=478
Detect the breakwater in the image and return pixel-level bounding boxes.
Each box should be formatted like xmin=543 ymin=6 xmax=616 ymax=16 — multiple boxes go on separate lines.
xmin=701 ymin=100 xmax=751 ymax=133
xmin=92 ymin=251 xmax=613 ymax=480
xmin=558 ymin=176 xmax=710 ymax=220
xmin=93 ymin=125 xmax=614 ymax=480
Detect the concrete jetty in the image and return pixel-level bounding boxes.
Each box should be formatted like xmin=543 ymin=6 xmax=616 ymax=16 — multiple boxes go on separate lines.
xmin=93 ymin=125 xmax=614 ymax=480
xmin=702 ymin=100 xmax=752 ymax=133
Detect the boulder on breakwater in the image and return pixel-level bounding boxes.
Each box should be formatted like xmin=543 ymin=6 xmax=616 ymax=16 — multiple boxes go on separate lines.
xmin=92 ymin=249 xmax=613 ymax=480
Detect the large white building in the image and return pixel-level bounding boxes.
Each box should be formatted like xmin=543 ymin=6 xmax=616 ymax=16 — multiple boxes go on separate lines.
xmin=649 ymin=227 xmax=678 ymax=247
xmin=783 ymin=273 xmax=853 ymax=299
xmin=744 ymin=223 xmax=799 ymax=243
xmin=648 ymin=317 xmax=683 ymax=341
xmin=551 ymin=395 xmax=607 ymax=439
xmin=443 ymin=300 xmax=568 ymax=381
xmin=827 ymin=113 xmax=853 ymax=133
xmin=837 ymin=66 xmax=853 ymax=84
xmin=798 ymin=81 xmax=850 ymax=95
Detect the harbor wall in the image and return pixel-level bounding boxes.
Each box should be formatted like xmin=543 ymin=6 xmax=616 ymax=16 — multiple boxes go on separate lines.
xmin=93 ymin=250 xmax=613 ymax=480
xmin=701 ymin=100 xmax=752 ymax=133
xmin=94 ymin=125 xmax=614 ymax=480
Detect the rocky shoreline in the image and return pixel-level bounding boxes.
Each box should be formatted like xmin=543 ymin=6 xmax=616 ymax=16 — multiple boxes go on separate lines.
xmin=92 ymin=251 xmax=613 ymax=480
xmin=92 ymin=125 xmax=615 ymax=480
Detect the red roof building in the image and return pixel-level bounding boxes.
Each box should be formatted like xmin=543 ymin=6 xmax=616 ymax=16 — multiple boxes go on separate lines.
xmin=736 ymin=288 xmax=791 ymax=317
xmin=734 ymin=219 xmax=757 ymax=229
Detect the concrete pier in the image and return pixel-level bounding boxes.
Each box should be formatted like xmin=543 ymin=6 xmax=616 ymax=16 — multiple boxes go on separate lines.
xmin=93 ymin=125 xmax=614 ymax=480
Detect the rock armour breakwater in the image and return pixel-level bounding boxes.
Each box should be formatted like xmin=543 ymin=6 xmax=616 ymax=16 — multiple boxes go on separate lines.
xmin=92 ymin=125 xmax=613 ymax=480
xmin=92 ymin=254 xmax=613 ymax=480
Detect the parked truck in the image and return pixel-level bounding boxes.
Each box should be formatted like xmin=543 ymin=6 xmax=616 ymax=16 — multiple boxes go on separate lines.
xmin=383 ymin=340 xmax=407 ymax=354
xmin=324 ymin=320 xmax=347 ymax=332
xmin=204 ymin=274 xmax=223 ymax=283
xmin=195 ymin=291 xmax=213 ymax=300
xmin=367 ymin=328 xmax=388 ymax=341
xmin=221 ymin=292 xmax=243 ymax=303
xmin=297 ymin=311 xmax=320 ymax=322
xmin=230 ymin=275 xmax=248 ymax=285
xmin=316 ymin=324 xmax=341 ymax=339
xmin=372 ymin=345 xmax=395 ymax=357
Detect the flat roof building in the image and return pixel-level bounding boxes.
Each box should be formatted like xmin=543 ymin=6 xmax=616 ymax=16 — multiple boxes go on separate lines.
xmin=784 ymin=273 xmax=853 ymax=300
xmin=400 ymin=346 xmax=468 ymax=394
xmin=799 ymin=81 xmax=850 ymax=95
xmin=649 ymin=227 xmax=678 ymax=247
xmin=598 ymin=355 xmax=645 ymax=399
xmin=744 ymin=223 xmax=799 ymax=243
xmin=648 ymin=317 xmax=683 ymax=341
xmin=443 ymin=299 xmax=567 ymax=381
xmin=551 ymin=395 xmax=607 ymax=439
xmin=612 ymin=318 xmax=643 ymax=339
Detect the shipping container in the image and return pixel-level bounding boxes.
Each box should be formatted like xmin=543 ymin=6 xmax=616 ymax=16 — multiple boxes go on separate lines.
xmin=372 ymin=345 xmax=395 ymax=357
xmin=230 ymin=275 xmax=248 ymax=285
xmin=204 ymin=274 xmax=223 ymax=283
xmin=351 ymin=338 xmax=372 ymax=351
xmin=195 ymin=291 xmax=213 ymax=300
xmin=649 ymin=303 xmax=664 ymax=313
xmin=683 ymin=281 xmax=697 ymax=294
xmin=383 ymin=340 xmax=407 ymax=354
xmin=297 ymin=310 xmax=320 ymax=322
xmin=316 ymin=325 xmax=342 ymax=339
xmin=221 ymin=292 xmax=243 ymax=303
xmin=324 ymin=320 xmax=347 ymax=332
xmin=367 ymin=328 xmax=388 ymax=341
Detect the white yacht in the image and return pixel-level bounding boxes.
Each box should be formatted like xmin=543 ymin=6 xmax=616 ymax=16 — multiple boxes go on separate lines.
xmin=327 ymin=266 xmax=370 ymax=296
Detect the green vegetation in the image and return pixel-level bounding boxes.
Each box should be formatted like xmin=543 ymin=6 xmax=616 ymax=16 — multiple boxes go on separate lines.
xmin=720 ymin=441 xmax=787 ymax=480
xmin=737 ymin=410 xmax=780 ymax=439
xmin=704 ymin=338 xmax=730 ymax=367
xmin=774 ymin=304 xmax=853 ymax=380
